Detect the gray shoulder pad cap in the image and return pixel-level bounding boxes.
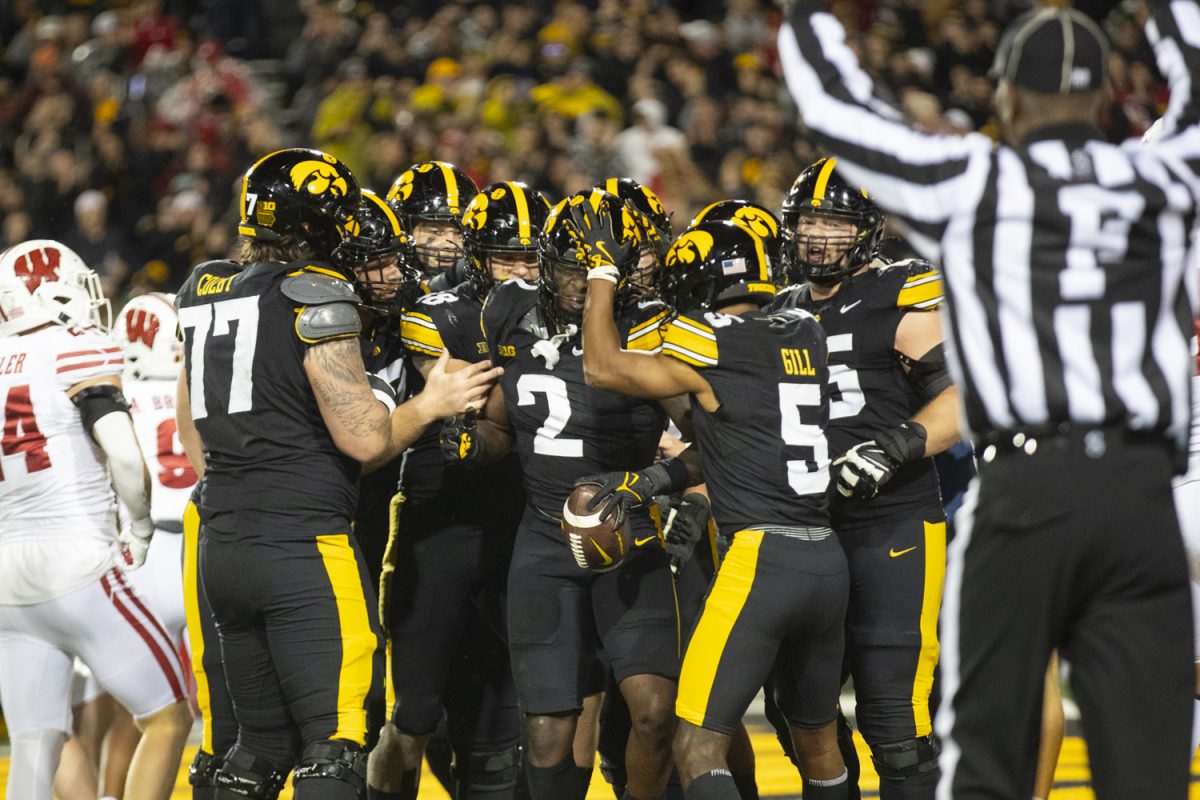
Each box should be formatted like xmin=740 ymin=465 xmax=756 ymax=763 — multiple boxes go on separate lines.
xmin=296 ymin=302 xmax=362 ymax=343
xmin=280 ymin=272 xmax=360 ymax=306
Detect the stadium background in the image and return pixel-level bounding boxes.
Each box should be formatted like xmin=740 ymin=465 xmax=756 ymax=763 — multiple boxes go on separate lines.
xmin=0 ymin=0 xmax=1191 ymax=796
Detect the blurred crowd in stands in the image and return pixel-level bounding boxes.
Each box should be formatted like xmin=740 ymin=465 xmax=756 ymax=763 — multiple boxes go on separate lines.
xmin=0 ymin=0 xmax=1168 ymax=305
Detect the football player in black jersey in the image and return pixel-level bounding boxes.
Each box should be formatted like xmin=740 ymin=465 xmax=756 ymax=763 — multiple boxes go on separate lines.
xmin=767 ymin=157 xmax=961 ymax=800
xmin=174 ymin=148 xmax=501 ymax=800
xmin=386 ymin=161 xmax=478 ymax=291
xmin=363 ymin=181 xmax=552 ymax=800
xmin=577 ymin=211 xmax=851 ymax=800
xmin=443 ymin=190 xmax=684 ymax=800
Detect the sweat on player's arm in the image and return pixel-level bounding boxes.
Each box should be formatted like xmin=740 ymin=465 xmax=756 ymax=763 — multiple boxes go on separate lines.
xmin=68 ymin=373 xmax=155 ymax=568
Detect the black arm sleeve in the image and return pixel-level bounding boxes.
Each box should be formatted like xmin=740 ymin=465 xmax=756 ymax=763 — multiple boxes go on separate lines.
xmin=896 ymin=343 xmax=953 ymax=403
xmin=71 ymin=383 xmax=132 ymax=439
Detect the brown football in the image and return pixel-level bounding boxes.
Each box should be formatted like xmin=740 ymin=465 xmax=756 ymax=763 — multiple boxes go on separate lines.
xmin=562 ymin=483 xmax=630 ymax=572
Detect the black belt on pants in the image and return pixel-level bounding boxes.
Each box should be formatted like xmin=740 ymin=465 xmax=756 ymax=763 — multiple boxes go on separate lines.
xmin=973 ymin=422 xmax=1176 ymax=466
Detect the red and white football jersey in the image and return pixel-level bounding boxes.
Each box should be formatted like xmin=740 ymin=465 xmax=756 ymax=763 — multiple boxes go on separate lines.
xmin=124 ymin=377 xmax=196 ymax=527
xmin=0 ymin=324 xmax=124 ymax=603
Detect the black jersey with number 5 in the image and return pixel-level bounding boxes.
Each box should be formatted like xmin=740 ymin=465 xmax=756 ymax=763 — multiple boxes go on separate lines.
xmin=660 ymin=308 xmax=831 ymax=535
xmin=176 ymin=259 xmax=360 ymax=537
xmin=767 ymin=259 xmax=945 ymax=529
xmin=482 ymin=280 xmax=669 ymax=532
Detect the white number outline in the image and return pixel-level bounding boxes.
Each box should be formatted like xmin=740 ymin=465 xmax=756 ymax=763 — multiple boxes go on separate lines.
xmin=825 ymin=333 xmax=864 ymax=421
xmin=778 ymin=382 xmax=829 ymax=495
xmin=179 ymin=297 xmax=260 ymax=420
xmin=516 ymin=374 xmax=584 ymax=457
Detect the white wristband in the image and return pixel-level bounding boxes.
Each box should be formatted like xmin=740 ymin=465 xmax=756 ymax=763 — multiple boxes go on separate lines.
xmin=587 ymin=264 xmax=620 ymax=284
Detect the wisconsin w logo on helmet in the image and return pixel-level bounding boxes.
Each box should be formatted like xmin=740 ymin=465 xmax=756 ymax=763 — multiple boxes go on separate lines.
xmin=124 ymin=309 xmax=160 ymax=347
xmin=13 ymin=245 xmax=61 ymax=291
xmin=289 ymin=159 xmax=350 ymax=198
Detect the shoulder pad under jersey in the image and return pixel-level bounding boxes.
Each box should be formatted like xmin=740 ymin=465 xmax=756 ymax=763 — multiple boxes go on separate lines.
xmin=881 ymin=258 xmax=943 ymax=311
xmin=282 ymin=269 xmax=363 ymax=344
xmin=660 ymin=310 xmax=720 ymax=368
xmin=280 ymin=270 xmax=361 ymax=306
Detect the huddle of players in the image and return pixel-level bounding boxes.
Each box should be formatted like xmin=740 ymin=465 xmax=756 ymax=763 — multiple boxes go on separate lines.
xmin=170 ymin=145 xmax=957 ymax=800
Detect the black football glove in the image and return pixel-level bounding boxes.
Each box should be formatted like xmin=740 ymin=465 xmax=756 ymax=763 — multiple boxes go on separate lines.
xmin=833 ymin=421 xmax=927 ymax=501
xmin=440 ymin=409 xmax=481 ymax=463
xmin=664 ymin=492 xmax=711 ymax=572
xmin=577 ymin=459 xmax=690 ymax=529
xmin=570 ymin=203 xmax=631 ymax=284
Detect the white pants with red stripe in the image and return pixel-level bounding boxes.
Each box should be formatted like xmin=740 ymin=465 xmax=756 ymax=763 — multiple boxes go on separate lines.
xmin=126 ymin=530 xmax=186 ymax=644
xmin=0 ymin=566 xmax=187 ymax=734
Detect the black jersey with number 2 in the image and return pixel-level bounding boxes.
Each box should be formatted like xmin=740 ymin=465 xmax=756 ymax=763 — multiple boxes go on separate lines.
xmin=482 ymin=279 xmax=669 ymax=528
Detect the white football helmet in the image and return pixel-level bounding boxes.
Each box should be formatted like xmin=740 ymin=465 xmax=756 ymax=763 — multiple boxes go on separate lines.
xmin=0 ymin=240 xmax=111 ymax=332
xmin=0 ymin=269 xmax=58 ymax=336
xmin=114 ymin=293 xmax=183 ymax=380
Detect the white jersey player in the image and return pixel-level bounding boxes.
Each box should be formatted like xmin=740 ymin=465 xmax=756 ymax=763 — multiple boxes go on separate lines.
xmin=0 ymin=240 xmax=190 ymax=800
xmin=113 ymin=293 xmax=196 ymax=644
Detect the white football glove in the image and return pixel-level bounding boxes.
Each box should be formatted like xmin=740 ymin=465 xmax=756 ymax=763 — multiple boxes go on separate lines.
xmin=833 ymin=421 xmax=929 ymax=501
xmin=833 ymin=441 xmax=897 ymax=500
xmin=115 ymin=516 xmax=155 ymax=570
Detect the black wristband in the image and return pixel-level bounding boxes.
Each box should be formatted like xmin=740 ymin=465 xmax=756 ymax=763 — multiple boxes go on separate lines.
xmin=645 ymin=457 xmax=691 ymax=498
xmin=875 ymin=421 xmax=928 ymax=467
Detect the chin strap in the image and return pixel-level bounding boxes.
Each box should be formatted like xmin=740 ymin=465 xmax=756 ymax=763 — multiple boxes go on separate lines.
xmin=530 ymin=323 xmax=579 ymax=370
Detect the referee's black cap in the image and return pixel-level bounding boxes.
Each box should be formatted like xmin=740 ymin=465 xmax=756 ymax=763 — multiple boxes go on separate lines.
xmin=990 ymin=8 xmax=1109 ymax=94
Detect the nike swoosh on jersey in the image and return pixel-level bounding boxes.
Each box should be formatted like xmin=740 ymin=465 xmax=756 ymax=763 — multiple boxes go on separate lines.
xmin=634 ymin=535 xmax=658 ymax=547
xmin=889 ymin=546 xmax=917 ymax=558
xmin=840 ymin=299 xmax=863 ymax=314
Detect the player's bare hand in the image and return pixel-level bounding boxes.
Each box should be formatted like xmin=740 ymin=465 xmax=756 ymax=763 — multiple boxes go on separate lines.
xmin=417 ymin=351 xmax=502 ymax=419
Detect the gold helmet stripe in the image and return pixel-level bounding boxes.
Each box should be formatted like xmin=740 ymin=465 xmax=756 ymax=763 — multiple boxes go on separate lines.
xmin=508 ymin=181 xmax=532 ymax=243
xmin=695 ymin=200 xmax=721 ymax=223
xmin=363 ymin=190 xmax=403 ymax=236
xmin=811 ymin=157 xmax=839 ymax=207
xmin=240 ymin=148 xmax=290 ymax=222
xmin=732 ymin=218 xmax=771 ymax=282
xmin=437 ymin=162 xmax=460 ymax=215
xmin=605 ymin=178 xmax=620 ymax=195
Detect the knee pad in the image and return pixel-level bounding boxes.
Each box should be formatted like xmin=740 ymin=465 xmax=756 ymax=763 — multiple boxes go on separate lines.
xmin=190 ymin=749 xmax=221 ymax=788
xmin=454 ymin=743 xmax=522 ymax=793
xmin=213 ymin=746 xmax=288 ymax=799
xmin=391 ymin=694 xmax=443 ymax=737
xmin=292 ymin=740 xmax=367 ymax=795
xmin=870 ymin=735 xmax=940 ymax=781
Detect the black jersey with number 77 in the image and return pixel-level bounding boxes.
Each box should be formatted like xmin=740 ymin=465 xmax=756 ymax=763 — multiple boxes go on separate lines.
xmin=176 ymin=259 xmax=361 ymax=538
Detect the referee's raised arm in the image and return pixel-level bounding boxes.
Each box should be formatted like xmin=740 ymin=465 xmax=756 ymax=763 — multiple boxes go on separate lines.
xmin=780 ymin=3 xmax=1199 ymax=799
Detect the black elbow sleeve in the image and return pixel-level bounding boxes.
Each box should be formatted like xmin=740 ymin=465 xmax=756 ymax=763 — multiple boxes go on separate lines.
xmin=897 ymin=343 xmax=953 ymax=403
xmin=71 ymin=383 xmax=131 ymax=437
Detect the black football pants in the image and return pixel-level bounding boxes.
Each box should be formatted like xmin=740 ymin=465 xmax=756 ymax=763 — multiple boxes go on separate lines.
xmin=200 ymin=525 xmax=385 ymax=771
xmin=939 ymin=434 xmax=1193 ymax=799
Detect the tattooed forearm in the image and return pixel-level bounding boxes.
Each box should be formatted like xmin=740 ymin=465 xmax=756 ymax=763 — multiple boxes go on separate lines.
xmin=304 ymin=337 xmax=391 ymax=459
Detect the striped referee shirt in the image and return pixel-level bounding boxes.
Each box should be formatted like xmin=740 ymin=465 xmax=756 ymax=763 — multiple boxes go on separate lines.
xmin=778 ymin=0 xmax=1200 ymax=446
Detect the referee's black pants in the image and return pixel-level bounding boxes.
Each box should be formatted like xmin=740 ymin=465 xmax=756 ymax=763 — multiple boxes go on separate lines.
xmin=938 ymin=432 xmax=1193 ymax=799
